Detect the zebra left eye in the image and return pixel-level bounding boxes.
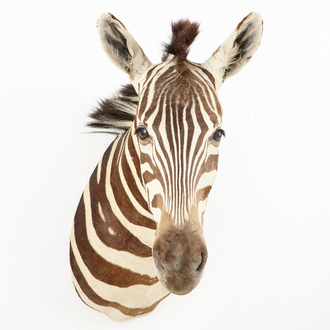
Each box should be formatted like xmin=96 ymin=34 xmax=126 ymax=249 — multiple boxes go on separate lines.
xmin=212 ymin=129 xmax=225 ymax=142
xmin=135 ymin=127 xmax=150 ymax=140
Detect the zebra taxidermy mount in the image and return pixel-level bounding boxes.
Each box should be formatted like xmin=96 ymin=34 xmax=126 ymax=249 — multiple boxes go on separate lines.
xmin=70 ymin=11 xmax=263 ymax=321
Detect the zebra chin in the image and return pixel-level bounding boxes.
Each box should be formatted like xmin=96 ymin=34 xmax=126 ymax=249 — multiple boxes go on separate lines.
xmin=152 ymin=220 xmax=208 ymax=295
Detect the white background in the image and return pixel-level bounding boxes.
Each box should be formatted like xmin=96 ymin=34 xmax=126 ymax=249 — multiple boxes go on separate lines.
xmin=1 ymin=0 xmax=329 ymax=329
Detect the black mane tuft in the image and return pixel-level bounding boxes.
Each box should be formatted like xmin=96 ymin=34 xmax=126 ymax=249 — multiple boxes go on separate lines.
xmin=88 ymin=84 xmax=137 ymax=134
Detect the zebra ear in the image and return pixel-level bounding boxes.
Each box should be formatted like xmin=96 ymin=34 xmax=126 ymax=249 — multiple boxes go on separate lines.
xmin=202 ymin=12 xmax=263 ymax=91
xmin=97 ymin=13 xmax=152 ymax=91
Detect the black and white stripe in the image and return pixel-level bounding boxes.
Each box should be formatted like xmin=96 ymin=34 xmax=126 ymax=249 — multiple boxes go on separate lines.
xmin=70 ymin=11 xmax=263 ymax=321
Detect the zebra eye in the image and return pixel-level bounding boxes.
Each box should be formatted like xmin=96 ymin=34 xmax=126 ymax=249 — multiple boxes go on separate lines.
xmin=136 ymin=127 xmax=150 ymax=140
xmin=212 ymin=129 xmax=225 ymax=142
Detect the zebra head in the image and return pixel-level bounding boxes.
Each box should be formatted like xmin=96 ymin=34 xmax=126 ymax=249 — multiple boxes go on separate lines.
xmin=97 ymin=13 xmax=263 ymax=295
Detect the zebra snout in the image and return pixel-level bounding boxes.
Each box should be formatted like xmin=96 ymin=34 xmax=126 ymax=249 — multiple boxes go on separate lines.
xmin=154 ymin=250 xmax=206 ymax=273
xmin=152 ymin=226 xmax=208 ymax=295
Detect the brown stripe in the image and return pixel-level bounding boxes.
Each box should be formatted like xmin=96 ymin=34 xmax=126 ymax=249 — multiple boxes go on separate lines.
xmin=140 ymin=152 xmax=166 ymax=192
xmin=149 ymin=94 xmax=173 ymax=192
xmin=86 ymin=142 xmax=152 ymax=257
xmin=194 ymin=82 xmax=219 ymax=124
xmin=125 ymin=133 xmax=155 ymax=218
xmin=189 ymin=62 xmax=217 ymax=89
xmin=196 ymin=185 xmax=212 ymax=202
xmin=70 ymin=245 xmax=169 ymax=317
xmin=177 ymin=95 xmax=186 ymax=210
xmin=153 ymin=147 xmax=168 ymax=190
xmin=141 ymin=65 xmax=177 ymax=121
xmin=184 ymin=98 xmax=195 ymax=164
xmin=120 ymin=152 xmax=151 ymax=213
xmin=189 ymin=92 xmax=208 ymax=179
xmin=137 ymin=63 xmax=165 ymax=122
xmin=199 ymin=65 xmax=217 ymax=89
xmin=194 ymin=154 xmax=218 ymax=206
xmin=121 ymin=135 xmax=156 ymax=224
xmin=185 ymin=68 xmax=221 ymax=119
xmin=237 ymin=12 xmax=252 ymax=30
xmin=195 ymin=154 xmax=219 ymax=185
xmin=108 ymin=137 xmax=155 ymax=228
xmin=74 ymin=193 xmax=157 ymax=286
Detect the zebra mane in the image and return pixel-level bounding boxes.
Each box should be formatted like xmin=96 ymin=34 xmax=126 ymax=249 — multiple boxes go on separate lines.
xmin=162 ymin=19 xmax=200 ymax=74
xmin=88 ymin=84 xmax=138 ymax=134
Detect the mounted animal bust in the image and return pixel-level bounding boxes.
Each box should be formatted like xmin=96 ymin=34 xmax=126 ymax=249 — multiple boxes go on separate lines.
xmin=70 ymin=11 xmax=263 ymax=321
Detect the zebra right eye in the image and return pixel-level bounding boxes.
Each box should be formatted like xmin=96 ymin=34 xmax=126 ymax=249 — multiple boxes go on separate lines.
xmin=135 ymin=127 xmax=150 ymax=140
xmin=212 ymin=128 xmax=225 ymax=142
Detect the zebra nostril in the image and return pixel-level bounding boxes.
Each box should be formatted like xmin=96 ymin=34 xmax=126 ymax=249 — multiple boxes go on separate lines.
xmin=196 ymin=252 xmax=206 ymax=272
xmin=153 ymin=252 xmax=165 ymax=272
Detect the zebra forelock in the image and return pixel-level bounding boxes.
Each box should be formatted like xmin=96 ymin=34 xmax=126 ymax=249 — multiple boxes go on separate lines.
xmin=161 ymin=19 xmax=200 ymax=75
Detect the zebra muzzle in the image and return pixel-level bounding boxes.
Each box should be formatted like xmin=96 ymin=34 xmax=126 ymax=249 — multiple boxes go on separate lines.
xmin=152 ymin=223 xmax=208 ymax=295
